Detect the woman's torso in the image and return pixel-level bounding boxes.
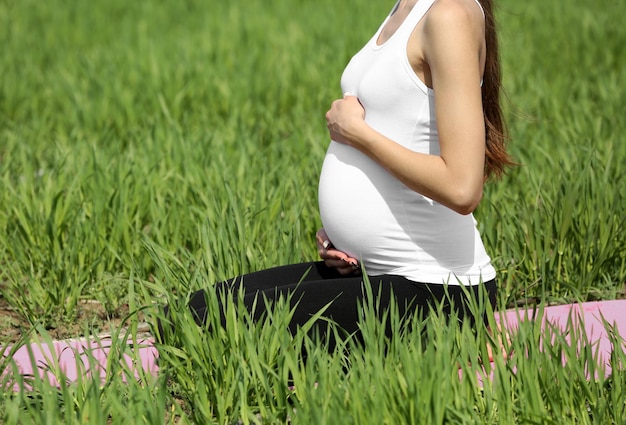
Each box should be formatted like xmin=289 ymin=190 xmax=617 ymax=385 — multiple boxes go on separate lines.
xmin=318 ymin=0 xmax=495 ymax=285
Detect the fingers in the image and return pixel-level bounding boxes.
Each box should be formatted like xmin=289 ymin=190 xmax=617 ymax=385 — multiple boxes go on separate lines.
xmin=316 ymin=228 xmax=361 ymax=275
xmin=319 ymin=247 xmax=348 ymax=262
xmin=322 ymin=255 xmax=349 ymax=267
xmin=316 ymin=228 xmax=332 ymax=250
xmin=325 ymin=94 xmax=365 ymax=144
xmin=316 ymin=229 xmax=343 ymax=261
xmin=324 ymin=259 xmax=361 ymax=275
xmin=324 ymin=260 xmax=361 ymax=276
xmin=325 ymin=94 xmax=359 ymax=123
xmin=318 ymin=245 xmax=361 ymax=269
xmin=322 ymin=251 xmax=360 ymax=272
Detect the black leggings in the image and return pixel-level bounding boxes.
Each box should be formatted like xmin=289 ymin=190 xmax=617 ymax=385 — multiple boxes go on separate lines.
xmin=163 ymin=261 xmax=497 ymax=344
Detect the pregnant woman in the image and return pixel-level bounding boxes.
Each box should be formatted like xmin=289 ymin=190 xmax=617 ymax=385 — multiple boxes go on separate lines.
xmin=165 ymin=0 xmax=514 ymax=343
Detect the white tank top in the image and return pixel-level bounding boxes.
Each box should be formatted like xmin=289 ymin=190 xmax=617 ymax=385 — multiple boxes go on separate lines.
xmin=318 ymin=0 xmax=495 ymax=285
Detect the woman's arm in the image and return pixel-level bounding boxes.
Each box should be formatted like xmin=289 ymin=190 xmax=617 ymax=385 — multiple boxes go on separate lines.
xmin=325 ymin=0 xmax=486 ymax=215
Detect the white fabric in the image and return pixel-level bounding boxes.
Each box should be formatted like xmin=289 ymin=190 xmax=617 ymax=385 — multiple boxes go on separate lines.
xmin=318 ymin=0 xmax=496 ymax=285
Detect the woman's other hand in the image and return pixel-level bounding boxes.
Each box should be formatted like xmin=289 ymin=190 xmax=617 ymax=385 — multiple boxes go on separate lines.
xmin=316 ymin=228 xmax=360 ymax=275
xmin=325 ymin=93 xmax=366 ymax=146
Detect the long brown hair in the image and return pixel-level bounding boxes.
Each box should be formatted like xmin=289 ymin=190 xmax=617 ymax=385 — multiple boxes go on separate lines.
xmin=478 ymin=0 xmax=515 ymax=179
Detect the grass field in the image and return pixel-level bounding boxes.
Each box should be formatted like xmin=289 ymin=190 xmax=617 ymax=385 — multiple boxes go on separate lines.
xmin=1 ymin=0 xmax=625 ymax=423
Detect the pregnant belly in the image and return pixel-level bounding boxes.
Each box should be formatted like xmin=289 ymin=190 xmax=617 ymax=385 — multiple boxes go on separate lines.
xmin=318 ymin=145 xmax=494 ymax=283
xmin=317 ymin=142 xmax=409 ymax=261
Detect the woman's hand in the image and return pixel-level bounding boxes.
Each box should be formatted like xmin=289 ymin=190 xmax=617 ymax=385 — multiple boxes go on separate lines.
xmin=316 ymin=228 xmax=360 ymax=275
xmin=325 ymin=93 xmax=366 ymax=146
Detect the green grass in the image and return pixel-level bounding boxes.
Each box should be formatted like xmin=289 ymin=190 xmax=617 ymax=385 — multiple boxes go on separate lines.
xmin=487 ymin=0 xmax=626 ymax=303
xmin=1 ymin=0 xmax=625 ymax=422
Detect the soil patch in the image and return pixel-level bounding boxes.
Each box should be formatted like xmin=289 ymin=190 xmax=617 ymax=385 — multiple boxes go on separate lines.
xmin=0 ymin=297 xmax=150 ymax=345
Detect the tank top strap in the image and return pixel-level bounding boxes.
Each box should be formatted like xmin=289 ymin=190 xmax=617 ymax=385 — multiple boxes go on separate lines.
xmin=397 ymin=0 xmax=485 ymax=42
xmin=395 ymin=0 xmax=438 ymax=42
xmin=472 ymin=0 xmax=486 ymax=19
xmin=387 ymin=0 xmax=401 ymax=18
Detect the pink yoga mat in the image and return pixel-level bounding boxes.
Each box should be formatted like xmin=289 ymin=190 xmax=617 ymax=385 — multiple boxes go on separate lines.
xmin=495 ymin=299 xmax=626 ymax=376
xmin=2 ymin=336 xmax=158 ymax=390
xmin=3 ymin=300 xmax=625 ymax=389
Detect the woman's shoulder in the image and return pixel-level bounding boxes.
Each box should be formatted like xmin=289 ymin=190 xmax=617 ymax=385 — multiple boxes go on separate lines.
xmin=422 ymin=0 xmax=485 ymax=48
xmin=425 ymin=0 xmax=484 ymax=30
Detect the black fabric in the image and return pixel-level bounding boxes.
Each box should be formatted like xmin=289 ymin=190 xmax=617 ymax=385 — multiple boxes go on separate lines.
xmin=163 ymin=261 xmax=497 ymax=343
